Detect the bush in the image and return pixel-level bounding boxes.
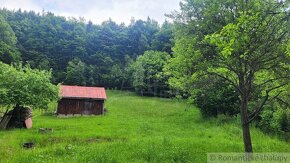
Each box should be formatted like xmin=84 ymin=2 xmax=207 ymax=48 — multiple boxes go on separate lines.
xmin=258 ymin=106 xmax=290 ymax=133
xmin=194 ymin=78 xmax=240 ymax=118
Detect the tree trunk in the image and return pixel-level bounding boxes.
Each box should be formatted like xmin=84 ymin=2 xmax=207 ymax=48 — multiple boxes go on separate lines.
xmin=240 ymin=96 xmax=253 ymax=153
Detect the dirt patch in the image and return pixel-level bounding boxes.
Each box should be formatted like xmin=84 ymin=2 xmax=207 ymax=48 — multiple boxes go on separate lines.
xmin=86 ymin=136 xmax=127 ymax=143
xmin=23 ymin=142 xmax=35 ymax=149
xmin=39 ymin=128 xmax=53 ymax=134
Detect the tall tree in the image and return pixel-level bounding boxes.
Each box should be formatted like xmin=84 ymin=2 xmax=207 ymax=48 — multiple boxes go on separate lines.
xmin=65 ymin=58 xmax=87 ymax=86
xmin=203 ymin=1 xmax=290 ymax=152
xmin=0 ymin=15 xmax=20 ymax=63
xmin=132 ymin=50 xmax=171 ymax=96
xmin=151 ymin=20 xmax=174 ymax=54
xmin=128 ymin=18 xmax=159 ymax=57
xmin=165 ymin=0 xmax=243 ymax=98
xmin=168 ymin=0 xmax=290 ymax=152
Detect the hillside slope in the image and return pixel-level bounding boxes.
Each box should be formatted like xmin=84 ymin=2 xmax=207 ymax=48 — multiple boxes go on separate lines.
xmin=0 ymin=91 xmax=289 ymax=162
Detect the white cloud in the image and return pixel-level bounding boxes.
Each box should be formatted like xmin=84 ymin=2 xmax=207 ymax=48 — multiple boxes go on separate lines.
xmin=0 ymin=0 xmax=180 ymax=25
xmin=1 ymin=0 xmax=42 ymax=12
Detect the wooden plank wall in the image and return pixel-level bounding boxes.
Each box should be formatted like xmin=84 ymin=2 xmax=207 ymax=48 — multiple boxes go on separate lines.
xmin=57 ymin=99 xmax=104 ymax=115
xmin=0 ymin=115 xmax=12 ymax=129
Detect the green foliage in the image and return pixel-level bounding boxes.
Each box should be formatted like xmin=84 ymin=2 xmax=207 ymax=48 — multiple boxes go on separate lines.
xmin=128 ymin=18 xmax=159 ymax=57
xmin=0 ymin=9 xmax=174 ymax=88
xmin=165 ymin=0 xmax=243 ymax=97
xmin=108 ymin=64 xmax=123 ymax=88
xmin=204 ymin=4 xmax=290 ymax=115
xmin=65 ymin=58 xmax=87 ymax=86
xmin=0 ymin=62 xmax=59 ymax=109
xmin=0 ymin=15 xmax=17 ymax=45
xmin=259 ymin=105 xmax=290 ymax=134
xmin=151 ymin=21 xmax=174 ymax=54
xmin=0 ymin=15 xmax=20 ymax=63
xmin=163 ymin=36 xmax=199 ymax=97
xmin=169 ymin=0 xmax=290 ymax=115
xmin=194 ymin=77 xmax=240 ymax=118
xmin=132 ymin=51 xmax=171 ymax=96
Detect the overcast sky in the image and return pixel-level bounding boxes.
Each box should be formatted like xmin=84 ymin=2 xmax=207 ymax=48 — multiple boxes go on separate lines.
xmin=0 ymin=0 xmax=181 ymax=25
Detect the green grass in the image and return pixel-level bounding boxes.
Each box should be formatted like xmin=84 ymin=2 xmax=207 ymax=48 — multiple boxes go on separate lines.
xmin=0 ymin=90 xmax=289 ymax=162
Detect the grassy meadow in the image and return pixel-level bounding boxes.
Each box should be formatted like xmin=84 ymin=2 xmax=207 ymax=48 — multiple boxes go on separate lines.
xmin=0 ymin=90 xmax=289 ymax=162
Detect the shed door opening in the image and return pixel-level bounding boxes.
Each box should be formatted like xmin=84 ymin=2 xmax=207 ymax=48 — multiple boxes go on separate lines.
xmin=83 ymin=101 xmax=93 ymax=115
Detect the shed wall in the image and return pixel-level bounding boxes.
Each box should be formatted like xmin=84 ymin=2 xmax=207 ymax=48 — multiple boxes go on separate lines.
xmin=57 ymin=99 xmax=104 ymax=115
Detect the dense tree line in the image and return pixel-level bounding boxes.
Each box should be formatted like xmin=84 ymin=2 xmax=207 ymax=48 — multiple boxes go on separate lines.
xmin=0 ymin=8 xmax=173 ymax=89
xmin=0 ymin=14 xmax=20 ymax=63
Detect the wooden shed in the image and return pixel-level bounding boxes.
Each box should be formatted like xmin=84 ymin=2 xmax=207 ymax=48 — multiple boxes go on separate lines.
xmin=57 ymin=85 xmax=107 ymax=116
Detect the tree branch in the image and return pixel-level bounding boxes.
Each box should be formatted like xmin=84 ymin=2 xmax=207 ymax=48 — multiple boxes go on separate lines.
xmin=267 ymin=82 xmax=289 ymax=92
xmin=247 ymin=82 xmax=289 ymax=124
xmin=257 ymin=76 xmax=290 ymax=87
xmin=275 ymin=97 xmax=290 ymax=108
xmin=205 ymin=70 xmax=242 ymax=94
xmin=247 ymin=93 xmax=269 ymax=124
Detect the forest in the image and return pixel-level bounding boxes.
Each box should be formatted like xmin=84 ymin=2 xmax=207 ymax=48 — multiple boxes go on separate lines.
xmin=0 ymin=0 xmax=289 ymax=155
xmin=0 ymin=7 xmax=174 ymax=89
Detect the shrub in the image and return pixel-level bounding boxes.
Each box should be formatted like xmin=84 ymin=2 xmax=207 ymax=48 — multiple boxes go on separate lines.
xmin=194 ymin=78 xmax=240 ymax=118
xmin=259 ymin=106 xmax=290 ymax=133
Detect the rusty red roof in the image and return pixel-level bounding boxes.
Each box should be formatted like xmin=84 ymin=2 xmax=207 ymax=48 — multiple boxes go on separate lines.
xmin=60 ymin=85 xmax=107 ymax=100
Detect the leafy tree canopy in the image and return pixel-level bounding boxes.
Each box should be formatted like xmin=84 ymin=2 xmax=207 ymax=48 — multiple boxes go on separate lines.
xmin=132 ymin=50 xmax=171 ymax=96
xmin=0 ymin=62 xmax=59 ymax=109
xmin=0 ymin=15 xmax=20 ymax=63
